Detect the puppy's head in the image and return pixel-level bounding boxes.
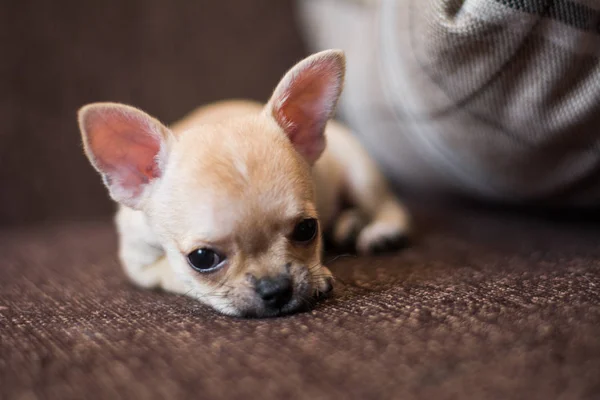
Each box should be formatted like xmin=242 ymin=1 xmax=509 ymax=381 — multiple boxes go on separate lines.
xmin=78 ymin=50 xmax=345 ymax=317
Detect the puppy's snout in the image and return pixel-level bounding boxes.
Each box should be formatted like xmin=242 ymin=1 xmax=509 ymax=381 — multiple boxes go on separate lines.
xmin=255 ymin=275 xmax=293 ymax=309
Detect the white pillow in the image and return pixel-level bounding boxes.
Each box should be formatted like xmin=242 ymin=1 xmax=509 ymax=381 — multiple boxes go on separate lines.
xmin=297 ymin=0 xmax=600 ymax=205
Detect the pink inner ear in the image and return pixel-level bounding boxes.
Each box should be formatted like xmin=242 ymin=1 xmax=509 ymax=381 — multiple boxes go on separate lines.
xmin=84 ymin=111 xmax=163 ymax=200
xmin=273 ymin=55 xmax=343 ymax=164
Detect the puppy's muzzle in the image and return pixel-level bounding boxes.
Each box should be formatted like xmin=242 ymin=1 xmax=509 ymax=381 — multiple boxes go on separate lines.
xmin=254 ymin=275 xmax=293 ymax=309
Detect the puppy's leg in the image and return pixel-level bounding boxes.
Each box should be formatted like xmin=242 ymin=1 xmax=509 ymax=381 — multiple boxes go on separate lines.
xmin=354 ymin=195 xmax=409 ymax=254
xmin=346 ymin=159 xmax=410 ymax=254
xmin=313 ymin=265 xmax=335 ymax=296
xmin=120 ymin=249 xmax=188 ymax=295
xmin=331 ymin=208 xmax=367 ymax=248
xmin=116 ymin=207 xmax=188 ymax=294
xmin=325 ymin=122 xmax=410 ymax=254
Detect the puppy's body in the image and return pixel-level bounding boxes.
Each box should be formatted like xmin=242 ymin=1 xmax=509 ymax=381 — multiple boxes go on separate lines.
xmin=172 ymin=100 xmax=408 ymax=236
xmin=79 ymin=51 xmax=409 ymax=317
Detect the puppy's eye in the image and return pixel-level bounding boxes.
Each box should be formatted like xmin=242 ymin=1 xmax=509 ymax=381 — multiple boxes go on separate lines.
xmin=291 ymin=218 xmax=318 ymax=243
xmin=187 ymin=248 xmax=225 ymax=272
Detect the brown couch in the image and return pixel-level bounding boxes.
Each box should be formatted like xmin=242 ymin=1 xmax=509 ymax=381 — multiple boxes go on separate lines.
xmin=2 ymin=1 xmax=599 ymax=399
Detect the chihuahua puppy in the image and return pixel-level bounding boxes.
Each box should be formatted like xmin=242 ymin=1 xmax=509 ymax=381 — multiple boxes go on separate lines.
xmin=77 ymin=50 xmax=409 ymax=317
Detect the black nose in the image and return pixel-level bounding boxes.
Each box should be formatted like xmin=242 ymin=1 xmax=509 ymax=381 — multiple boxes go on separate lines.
xmin=255 ymin=275 xmax=293 ymax=309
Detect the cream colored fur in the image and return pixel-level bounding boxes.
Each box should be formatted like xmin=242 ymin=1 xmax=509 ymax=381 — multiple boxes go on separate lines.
xmin=78 ymin=50 xmax=409 ymax=317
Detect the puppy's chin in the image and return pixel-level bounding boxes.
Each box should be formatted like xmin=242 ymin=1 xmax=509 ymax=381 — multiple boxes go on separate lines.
xmin=192 ymin=294 xmax=312 ymax=319
xmin=186 ymin=272 xmax=328 ymax=319
xmin=236 ymin=287 xmax=317 ymax=319
xmin=239 ymin=298 xmax=313 ymax=319
xmin=200 ymin=286 xmax=315 ymax=319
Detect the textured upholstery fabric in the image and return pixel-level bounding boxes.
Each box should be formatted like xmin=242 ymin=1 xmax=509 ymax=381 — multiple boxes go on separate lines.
xmin=3 ymin=1 xmax=600 ymax=399
xmin=297 ymin=0 xmax=600 ymax=205
xmin=2 ymin=205 xmax=600 ymax=399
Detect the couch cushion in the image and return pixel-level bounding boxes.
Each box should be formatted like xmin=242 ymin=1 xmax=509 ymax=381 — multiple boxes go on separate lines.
xmin=1 ymin=207 xmax=600 ymax=399
xmin=297 ymin=0 xmax=600 ymax=205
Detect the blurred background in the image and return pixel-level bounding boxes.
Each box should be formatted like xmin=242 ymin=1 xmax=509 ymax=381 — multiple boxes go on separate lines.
xmin=1 ymin=0 xmax=308 ymax=227
xmin=4 ymin=0 xmax=600 ymax=228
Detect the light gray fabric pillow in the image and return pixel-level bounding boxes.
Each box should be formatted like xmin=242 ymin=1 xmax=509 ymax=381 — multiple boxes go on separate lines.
xmin=297 ymin=0 xmax=600 ymax=206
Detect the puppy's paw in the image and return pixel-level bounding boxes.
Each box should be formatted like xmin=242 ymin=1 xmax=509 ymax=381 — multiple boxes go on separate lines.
xmin=132 ymin=257 xmax=189 ymax=295
xmin=313 ymin=265 xmax=334 ymax=297
xmin=356 ymin=220 xmax=408 ymax=255
xmin=331 ymin=208 xmax=366 ymax=249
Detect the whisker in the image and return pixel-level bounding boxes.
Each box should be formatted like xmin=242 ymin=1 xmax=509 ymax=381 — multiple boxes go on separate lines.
xmin=324 ymin=253 xmax=356 ymax=264
xmin=310 ymin=275 xmax=335 ymax=280
xmin=298 ymin=293 xmax=317 ymax=309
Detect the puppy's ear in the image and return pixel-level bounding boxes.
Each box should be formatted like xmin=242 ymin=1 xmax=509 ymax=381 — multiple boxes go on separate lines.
xmin=267 ymin=49 xmax=345 ymax=164
xmin=78 ymin=103 xmax=171 ymax=209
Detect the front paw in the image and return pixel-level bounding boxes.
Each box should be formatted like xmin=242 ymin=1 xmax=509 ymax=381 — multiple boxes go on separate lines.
xmin=331 ymin=208 xmax=409 ymax=254
xmin=313 ymin=265 xmax=334 ymax=297
xmin=140 ymin=257 xmax=189 ymax=295
xmin=356 ymin=221 xmax=409 ymax=255
xmin=331 ymin=208 xmax=366 ymax=249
